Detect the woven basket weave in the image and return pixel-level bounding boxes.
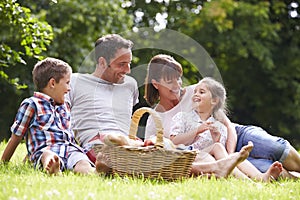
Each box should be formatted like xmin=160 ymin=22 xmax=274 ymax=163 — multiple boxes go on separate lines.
xmin=93 ymin=107 xmax=197 ymax=180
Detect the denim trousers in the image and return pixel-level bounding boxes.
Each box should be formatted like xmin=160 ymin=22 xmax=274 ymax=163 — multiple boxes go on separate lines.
xmin=235 ymin=125 xmax=290 ymax=172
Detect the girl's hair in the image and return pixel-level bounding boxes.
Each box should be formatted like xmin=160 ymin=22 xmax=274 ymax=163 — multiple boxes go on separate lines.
xmin=198 ymin=77 xmax=228 ymax=118
xmin=32 ymin=57 xmax=72 ymax=92
xmin=144 ymin=54 xmax=183 ymax=106
xmin=94 ymin=34 xmax=133 ymax=64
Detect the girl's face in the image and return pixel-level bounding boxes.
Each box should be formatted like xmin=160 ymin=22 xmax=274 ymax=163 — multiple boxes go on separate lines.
xmin=192 ymin=82 xmax=216 ymax=113
xmin=155 ymin=77 xmax=182 ymax=101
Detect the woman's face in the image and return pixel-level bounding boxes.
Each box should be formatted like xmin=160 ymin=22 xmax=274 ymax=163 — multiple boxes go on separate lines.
xmin=156 ymin=77 xmax=182 ymax=101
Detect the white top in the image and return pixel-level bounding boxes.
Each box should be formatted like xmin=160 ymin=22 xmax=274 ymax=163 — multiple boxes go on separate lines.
xmin=171 ymin=110 xmax=227 ymax=150
xmin=66 ymin=73 xmax=139 ymax=147
xmin=145 ymin=84 xmax=196 ymax=139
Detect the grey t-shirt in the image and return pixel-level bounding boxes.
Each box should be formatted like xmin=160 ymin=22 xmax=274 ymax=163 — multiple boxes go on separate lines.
xmin=66 ymin=73 xmax=139 ymax=147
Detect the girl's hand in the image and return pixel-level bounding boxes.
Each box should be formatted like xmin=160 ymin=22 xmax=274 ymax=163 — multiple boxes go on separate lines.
xmin=196 ymin=122 xmax=212 ymax=135
xmin=209 ymin=124 xmax=221 ymax=142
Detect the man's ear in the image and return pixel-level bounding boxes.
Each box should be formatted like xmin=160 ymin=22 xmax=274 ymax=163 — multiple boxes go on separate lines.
xmin=151 ymin=79 xmax=159 ymax=89
xmin=98 ymin=57 xmax=108 ymax=68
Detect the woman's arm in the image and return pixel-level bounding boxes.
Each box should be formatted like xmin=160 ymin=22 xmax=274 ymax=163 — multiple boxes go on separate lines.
xmin=1 ymin=134 xmax=23 ymax=162
xmin=216 ymin=110 xmax=237 ymax=153
xmin=225 ymin=123 xmax=237 ymax=153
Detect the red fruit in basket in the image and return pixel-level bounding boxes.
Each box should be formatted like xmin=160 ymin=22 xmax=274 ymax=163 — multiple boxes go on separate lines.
xmin=143 ymin=139 xmax=155 ymax=147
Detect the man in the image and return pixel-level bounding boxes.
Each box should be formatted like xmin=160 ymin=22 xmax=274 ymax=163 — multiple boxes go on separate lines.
xmin=66 ymin=34 xmax=139 ymax=163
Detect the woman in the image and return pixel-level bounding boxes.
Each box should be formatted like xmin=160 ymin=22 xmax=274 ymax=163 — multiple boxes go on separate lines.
xmin=144 ymin=54 xmax=300 ymax=179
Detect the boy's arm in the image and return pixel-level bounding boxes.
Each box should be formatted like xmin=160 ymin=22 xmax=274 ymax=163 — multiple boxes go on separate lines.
xmin=1 ymin=134 xmax=23 ymax=162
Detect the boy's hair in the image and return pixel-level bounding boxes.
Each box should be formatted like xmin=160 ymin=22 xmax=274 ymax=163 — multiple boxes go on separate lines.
xmin=144 ymin=54 xmax=183 ymax=106
xmin=94 ymin=34 xmax=133 ymax=64
xmin=32 ymin=57 xmax=72 ymax=91
xmin=198 ymin=77 xmax=228 ymax=117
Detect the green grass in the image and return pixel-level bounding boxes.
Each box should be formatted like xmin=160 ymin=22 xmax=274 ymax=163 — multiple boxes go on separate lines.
xmin=0 ymin=142 xmax=299 ymax=200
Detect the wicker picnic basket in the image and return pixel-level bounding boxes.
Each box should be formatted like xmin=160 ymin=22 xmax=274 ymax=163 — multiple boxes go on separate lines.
xmin=93 ymin=107 xmax=197 ymax=180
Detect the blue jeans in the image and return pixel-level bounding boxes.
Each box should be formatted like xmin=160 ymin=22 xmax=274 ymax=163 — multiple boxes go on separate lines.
xmin=235 ymin=125 xmax=290 ymax=172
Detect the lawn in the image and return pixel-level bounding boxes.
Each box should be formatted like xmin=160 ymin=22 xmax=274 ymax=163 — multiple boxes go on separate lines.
xmin=0 ymin=142 xmax=299 ymax=200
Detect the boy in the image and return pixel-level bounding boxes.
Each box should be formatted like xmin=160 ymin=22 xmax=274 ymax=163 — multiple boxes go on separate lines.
xmin=1 ymin=57 xmax=105 ymax=174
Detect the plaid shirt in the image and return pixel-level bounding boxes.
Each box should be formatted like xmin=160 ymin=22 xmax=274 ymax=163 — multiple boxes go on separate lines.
xmin=11 ymin=92 xmax=83 ymax=163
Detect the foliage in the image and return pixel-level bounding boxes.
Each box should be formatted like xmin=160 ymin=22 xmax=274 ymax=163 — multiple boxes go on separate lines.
xmin=125 ymin=0 xmax=300 ymax=144
xmin=0 ymin=0 xmax=53 ymax=89
xmin=19 ymin=0 xmax=134 ymax=71
xmin=0 ymin=0 xmax=133 ymax=141
xmin=0 ymin=0 xmax=53 ymax=141
xmin=1 ymin=142 xmax=300 ymax=200
xmin=0 ymin=0 xmax=299 ymax=144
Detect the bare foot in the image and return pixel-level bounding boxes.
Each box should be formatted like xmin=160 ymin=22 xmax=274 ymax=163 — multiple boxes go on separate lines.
xmin=214 ymin=141 xmax=253 ymax=178
xmin=41 ymin=150 xmax=61 ymax=175
xmin=46 ymin=156 xmax=60 ymax=175
xmin=191 ymin=142 xmax=253 ymax=178
xmin=262 ymin=161 xmax=283 ymax=182
xmin=95 ymin=152 xmax=111 ymax=174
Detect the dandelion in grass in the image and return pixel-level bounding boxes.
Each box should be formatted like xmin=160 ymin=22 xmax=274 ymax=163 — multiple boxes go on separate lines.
xmin=45 ymin=189 xmax=61 ymax=197
xmin=52 ymin=189 xmax=60 ymax=196
xmin=12 ymin=188 xmax=19 ymax=194
xmin=133 ymin=194 xmax=142 ymax=200
xmin=84 ymin=192 xmax=95 ymax=200
xmin=148 ymin=191 xmax=160 ymax=199
xmin=68 ymin=190 xmax=75 ymax=197
xmin=107 ymin=181 xmax=113 ymax=186
xmin=175 ymin=195 xmax=183 ymax=200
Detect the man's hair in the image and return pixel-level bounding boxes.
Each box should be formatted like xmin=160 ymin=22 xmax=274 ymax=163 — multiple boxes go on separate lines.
xmin=94 ymin=34 xmax=133 ymax=64
xmin=32 ymin=57 xmax=72 ymax=91
xmin=144 ymin=54 xmax=183 ymax=106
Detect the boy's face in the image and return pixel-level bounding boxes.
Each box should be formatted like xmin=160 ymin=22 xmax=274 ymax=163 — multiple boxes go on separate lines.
xmin=51 ymin=72 xmax=71 ymax=105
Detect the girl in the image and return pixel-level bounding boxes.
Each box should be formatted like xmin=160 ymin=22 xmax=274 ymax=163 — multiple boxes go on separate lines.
xmin=169 ymin=77 xmax=282 ymax=181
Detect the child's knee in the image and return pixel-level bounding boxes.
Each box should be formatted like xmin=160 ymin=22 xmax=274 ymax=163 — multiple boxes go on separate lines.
xmin=213 ymin=142 xmax=224 ymax=150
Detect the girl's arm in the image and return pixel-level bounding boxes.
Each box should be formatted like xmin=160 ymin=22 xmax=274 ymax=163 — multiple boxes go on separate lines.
xmin=171 ymin=122 xmax=211 ymax=145
xmin=1 ymin=134 xmax=23 ymax=162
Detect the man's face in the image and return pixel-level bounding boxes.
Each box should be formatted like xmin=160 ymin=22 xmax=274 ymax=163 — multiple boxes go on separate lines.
xmin=102 ymin=48 xmax=132 ymax=84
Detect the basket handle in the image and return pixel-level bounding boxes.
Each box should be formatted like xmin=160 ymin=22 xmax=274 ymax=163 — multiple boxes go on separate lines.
xmin=129 ymin=107 xmax=164 ymax=148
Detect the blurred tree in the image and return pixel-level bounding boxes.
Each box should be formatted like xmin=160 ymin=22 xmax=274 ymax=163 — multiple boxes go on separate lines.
xmin=20 ymin=0 xmax=134 ymax=71
xmin=0 ymin=0 xmax=134 ymax=141
xmin=0 ymin=0 xmax=53 ymax=141
xmin=125 ymin=0 xmax=300 ymax=144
